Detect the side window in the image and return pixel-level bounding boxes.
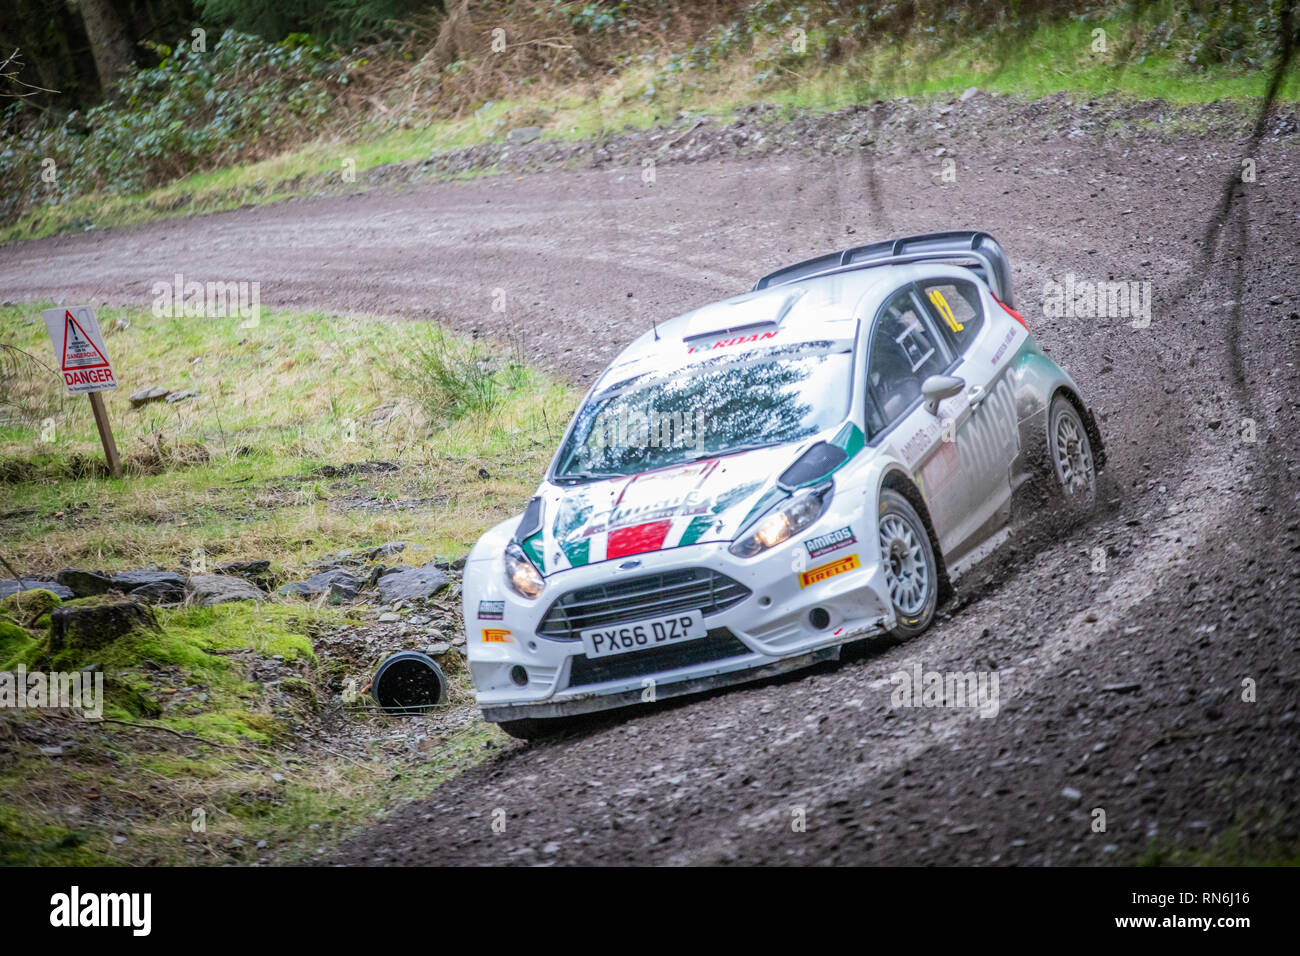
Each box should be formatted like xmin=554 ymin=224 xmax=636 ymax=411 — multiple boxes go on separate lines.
xmin=865 ymin=286 xmax=952 ymax=436
xmin=918 ymin=278 xmax=984 ymax=353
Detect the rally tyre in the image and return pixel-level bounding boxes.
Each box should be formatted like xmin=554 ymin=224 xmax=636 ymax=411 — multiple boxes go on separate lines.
xmin=1047 ymin=395 xmax=1097 ymax=510
xmin=878 ymin=489 xmax=939 ymax=641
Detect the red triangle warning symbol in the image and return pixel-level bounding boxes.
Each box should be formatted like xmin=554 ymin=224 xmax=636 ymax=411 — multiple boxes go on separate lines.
xmin=61 ymin=310 xmax=110 ymax=371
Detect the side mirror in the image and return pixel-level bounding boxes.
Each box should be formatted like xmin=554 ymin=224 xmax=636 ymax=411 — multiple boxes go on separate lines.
xmin=922 ymin=375 xmax=965 ymax=415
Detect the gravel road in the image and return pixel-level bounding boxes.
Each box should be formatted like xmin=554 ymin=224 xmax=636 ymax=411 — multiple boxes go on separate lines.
xmin=3 ymin=96 xmax=1297 ymax=865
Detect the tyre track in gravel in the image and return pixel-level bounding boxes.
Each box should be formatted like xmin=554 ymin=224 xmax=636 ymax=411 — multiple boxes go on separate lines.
xmin=1 ymin=111 xmax=1296 ymax=865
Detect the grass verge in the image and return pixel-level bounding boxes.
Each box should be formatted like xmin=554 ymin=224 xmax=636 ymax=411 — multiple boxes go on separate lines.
xmin=0 ymin=304 xmax=571 ymax=864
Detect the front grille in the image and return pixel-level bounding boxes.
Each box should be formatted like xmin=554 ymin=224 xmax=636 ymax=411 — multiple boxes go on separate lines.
xmin=567 ymin=628 xmax=752 ymax=687
xmin=537 ymin=568 xmax=750 ymax=642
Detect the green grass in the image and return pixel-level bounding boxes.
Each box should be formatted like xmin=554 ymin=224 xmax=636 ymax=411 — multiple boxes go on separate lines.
xmin=0 ymin=302 xmax=574 ymax=575
xmin=1137 ymin=807 xmax=1300 ymax=866
xmin=0 ymin=303 xmax=565 ymax=865
xmin=0 ymin=587 xmax=515 ymax=865
xmin=3 ymin=7 xmax=1295 ymax=244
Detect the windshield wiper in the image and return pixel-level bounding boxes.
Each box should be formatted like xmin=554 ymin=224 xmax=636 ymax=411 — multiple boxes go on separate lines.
xmin=553 ymin=471 xmax=626 ymax=484
xmin=684 ymin=442 xmax=781 ymax=463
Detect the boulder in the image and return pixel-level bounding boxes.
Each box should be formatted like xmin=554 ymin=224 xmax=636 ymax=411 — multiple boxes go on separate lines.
xmin=0 ymin=588 xmax=62 ymax=627
xmin=129 ymin=386 xmax=170 ymax=407
xmin=49 ymin=600 xmax=160 ymax=654
xmin=377 ymin=562 xmax=448 ymax=603
xmin=111 ymin=570 xmax=186 ymax=593
xmin=187 ymin=574 xmax=265 ymax=606
xmin=362 ymin=542 xmax=407 ymax=561
xmin=279 ymin=568 xmax=362 ymax=603
xmin=215 ymin=560 xmax=275 ymax=591
xmin=55 ymin=569 xmax=114 ymax=598
xmin=129 ymin=580 xmax=186 ymax=605
xmin=506 ymin=125 xmax=542 ymax=145
xmin=0 ymin=579 xmax=74 ymax=600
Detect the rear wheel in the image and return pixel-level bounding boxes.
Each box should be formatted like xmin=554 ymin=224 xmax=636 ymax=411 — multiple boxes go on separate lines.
xmin=1048 ymin=396 xmax=1097 ymax=509
xmin=878 ymin=489 xmax=938 ymax=640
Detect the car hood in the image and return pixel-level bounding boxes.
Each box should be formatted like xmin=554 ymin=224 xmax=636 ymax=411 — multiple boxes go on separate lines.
xmin=523 ymin=444 xmax=808 ymax=574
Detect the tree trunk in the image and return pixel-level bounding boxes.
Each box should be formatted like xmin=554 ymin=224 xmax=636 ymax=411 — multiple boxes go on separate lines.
xmin=75 ymin=0 xmax=134 ymax=95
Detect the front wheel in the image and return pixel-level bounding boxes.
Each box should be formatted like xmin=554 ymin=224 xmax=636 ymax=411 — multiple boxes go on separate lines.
xmin=877 ymin=489 xmax=938 ymax=641
xmin=1048 ymin=396 xmax=1097 ymax=509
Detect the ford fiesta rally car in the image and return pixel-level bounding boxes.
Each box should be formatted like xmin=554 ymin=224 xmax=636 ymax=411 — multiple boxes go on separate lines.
xmin=463 ymin=231 xmax=1104 ymax=738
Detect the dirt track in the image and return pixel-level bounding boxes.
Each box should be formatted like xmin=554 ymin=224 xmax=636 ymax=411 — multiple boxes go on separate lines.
xmin=2 ymin=98 xmax=1298 ymax=865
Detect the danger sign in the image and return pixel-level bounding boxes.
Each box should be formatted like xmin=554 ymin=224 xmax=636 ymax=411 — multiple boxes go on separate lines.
xmin=42 ymin=306 xmax=118 ymax=394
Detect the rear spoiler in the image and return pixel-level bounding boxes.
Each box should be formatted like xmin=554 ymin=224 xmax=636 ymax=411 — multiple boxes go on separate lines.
xmin=753 ymin=230 xmax=1015 ymax=308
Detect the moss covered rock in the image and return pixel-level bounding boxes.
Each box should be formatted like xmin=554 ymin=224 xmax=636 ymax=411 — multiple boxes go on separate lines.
xmin=48 ymin=600 xmax=160 ymax=657
xmin=0 ymin=589 xmax=62 ymax=628
xmin=0 ymin=620 xmax=37 ymax=669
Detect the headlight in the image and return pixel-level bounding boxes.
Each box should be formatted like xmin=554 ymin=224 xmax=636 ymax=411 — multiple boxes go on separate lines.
xmin=729 ymin=485 xmax=832 ymax=558
xmin=504 ymin=541 xmax=545 ymax=599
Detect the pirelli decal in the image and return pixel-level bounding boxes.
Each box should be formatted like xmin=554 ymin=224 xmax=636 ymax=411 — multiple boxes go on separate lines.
xmin=798 ymin=553 xmax=860 ymax=588
xmin=481 ymin=628 xmax=512 ymax=643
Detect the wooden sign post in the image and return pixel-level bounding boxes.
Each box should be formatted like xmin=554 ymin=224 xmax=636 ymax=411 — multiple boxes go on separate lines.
xmin=41 ymin=306 xmax=123 ymax=478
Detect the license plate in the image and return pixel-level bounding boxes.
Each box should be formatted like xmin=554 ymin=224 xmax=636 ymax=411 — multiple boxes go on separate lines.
xmin=580 ymin=609 xmax=706 ymax=659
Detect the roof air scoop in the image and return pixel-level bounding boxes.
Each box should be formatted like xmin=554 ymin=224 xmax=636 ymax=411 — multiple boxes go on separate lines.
xmin=682 ymin=287 xmax=805 ymax=341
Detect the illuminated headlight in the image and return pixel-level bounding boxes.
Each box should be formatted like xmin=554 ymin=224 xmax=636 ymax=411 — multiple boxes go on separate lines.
xmin=504 ymin=541 xmax=545 ymax=599
xmin=729 ymin=485 xmax=832 ymax=558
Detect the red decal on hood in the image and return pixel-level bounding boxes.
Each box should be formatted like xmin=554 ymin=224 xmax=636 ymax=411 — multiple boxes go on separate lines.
xmin=606 ymin=520 xmax=672 ymax=559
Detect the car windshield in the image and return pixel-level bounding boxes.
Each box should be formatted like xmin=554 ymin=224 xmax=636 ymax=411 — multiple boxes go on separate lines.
xmin=554 ymin=339 xmax=854 ymax=480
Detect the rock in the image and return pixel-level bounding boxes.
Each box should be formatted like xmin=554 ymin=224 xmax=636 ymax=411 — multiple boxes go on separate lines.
xmin=363 ymin=542 xmax=407 ymax=560
xmin=129 ymin=580 xmax=186 ymax=605
xmin=110 ymin=569 xmax=186 ymax=593
xmin=1062 ymin=787 xmax=1083 ymax=802
xmin=506 ymin=125 xmax=543 ymax=145
xmin=55 ymin=569 xmax=114 ymax=598
xmin=959 ymin=86 xmax=979 ymax=101
xmin=377 ymin=564 xmax=414 ymax=579
xmin=187 ymin=574 xmax=265 ymax=606
xmin=0 ymin=579 xmax=74 ymax=600
xmin=49 ymin=600 xmax=160 ymax=654
xmin=129 ymin=386 xmax=169 ymax=407
xmin=377 ymin=562 xmax=448 ymax=603
xmin=215 ymin=560 xmax=274 ymax=591
xmin=1101 ymin=682 xmax=1141 ymax=694
xmin=428 ymin=642 xmax=462 ymax=674
xmin=165 ymin=390 xmax=197 ymax=404
xmin=378 ymin=613 xmax=400 ymax=623
xmin=278 ymin=568 xmax=362 ymax=603
xmin=0 ymin=588 xmax=62 ymax=627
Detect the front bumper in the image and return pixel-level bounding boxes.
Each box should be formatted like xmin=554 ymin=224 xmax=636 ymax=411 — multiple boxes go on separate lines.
xmin=464 ymin=531 xmax=892 ymax=722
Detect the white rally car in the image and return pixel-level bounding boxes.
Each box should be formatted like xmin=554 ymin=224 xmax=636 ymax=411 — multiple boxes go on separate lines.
xmin=463 ymin=231 xmax=1104 ymax=738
